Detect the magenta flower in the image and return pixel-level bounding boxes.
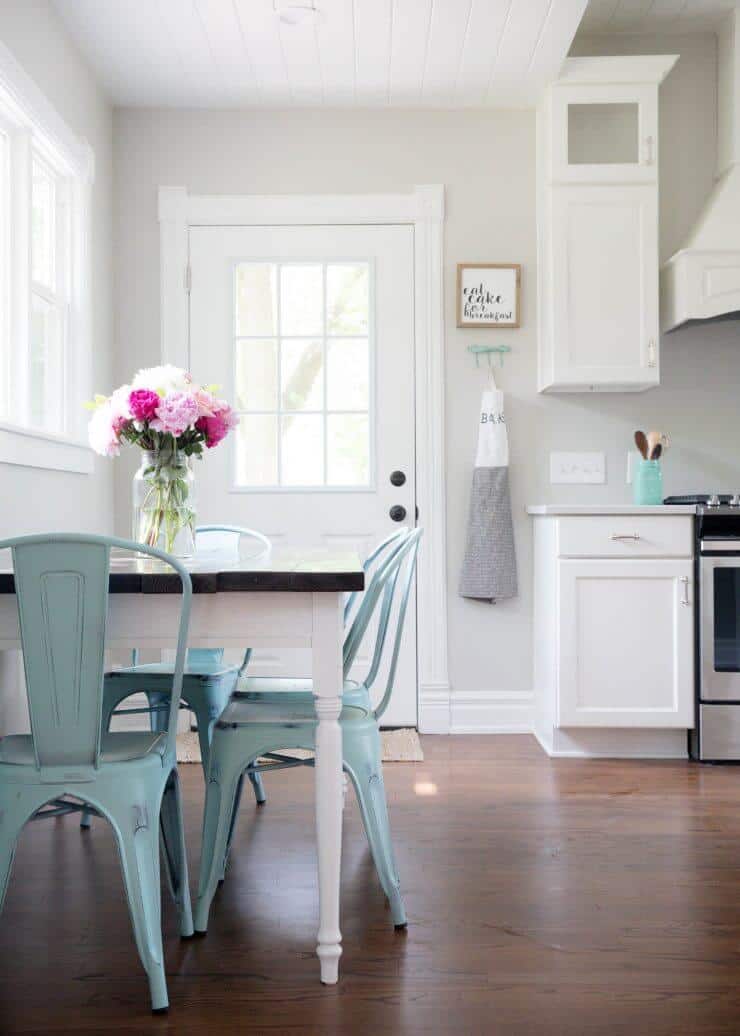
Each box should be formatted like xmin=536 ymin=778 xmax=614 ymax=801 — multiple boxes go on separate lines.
xmin=196 ymin=401 xmax=239 ymax=448
xmin=150 ymin=391 xmax=200 ymax=437
xmin=128 ymin=388 xmax=161 ymax=423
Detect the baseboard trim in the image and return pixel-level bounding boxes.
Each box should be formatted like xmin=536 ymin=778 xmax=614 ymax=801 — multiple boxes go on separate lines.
xmin=533 ymin=726 xmax=689 ymax=759
xmin=418 ymin=683 xmax=451 ymax=734
xmin=450 ymin=690 xmax=534 ymax=734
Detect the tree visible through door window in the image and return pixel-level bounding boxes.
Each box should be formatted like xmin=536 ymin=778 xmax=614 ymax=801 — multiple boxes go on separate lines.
xmin=233 ymin=261 xmax=372 ymax=488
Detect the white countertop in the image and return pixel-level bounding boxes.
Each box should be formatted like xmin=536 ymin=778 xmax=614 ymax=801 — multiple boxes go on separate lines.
xmin=527 ymin=504 xmax=697 ymax=516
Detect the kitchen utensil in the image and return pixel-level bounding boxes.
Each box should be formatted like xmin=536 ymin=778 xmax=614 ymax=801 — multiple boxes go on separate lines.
xmin=634 ymin=430 xmax=648 ymax=459
xmin=650 ymin=443 xmax=662 ymax=461
xmin=647 ymin=430 xmax=662 ymax=458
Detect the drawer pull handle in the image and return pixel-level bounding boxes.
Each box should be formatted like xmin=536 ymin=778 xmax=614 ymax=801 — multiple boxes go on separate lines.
xmin=680 ymin=576 xmax=690 ymax=606
xmin=610 ymin=533 xmax=641 ymax=541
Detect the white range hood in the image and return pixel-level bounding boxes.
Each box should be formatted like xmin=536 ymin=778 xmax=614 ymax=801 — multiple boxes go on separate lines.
xmin=662 ymin=8 xmax=740 ymax=331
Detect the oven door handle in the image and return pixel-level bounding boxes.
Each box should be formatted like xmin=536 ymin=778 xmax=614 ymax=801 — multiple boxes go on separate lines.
xmin=700 ymin=540 xmax=740 ymax=553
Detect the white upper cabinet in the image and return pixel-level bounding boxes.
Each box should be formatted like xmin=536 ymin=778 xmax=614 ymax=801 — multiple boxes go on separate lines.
xmin=551 ymin=82 xmax=658 ymax=184
xmin=547 ymin=185 xmax=659 ymax=389
xmin=538 ymin=56 xmax=678 ymax=394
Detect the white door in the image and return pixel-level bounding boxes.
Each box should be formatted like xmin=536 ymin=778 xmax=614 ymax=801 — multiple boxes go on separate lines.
xmin=557 ymin=559 xmax=694 ymax=728
xmin=188 ymin=224 xmax=417 ymax=727
xmin=550 ymin=184 xmax=659 ymax=388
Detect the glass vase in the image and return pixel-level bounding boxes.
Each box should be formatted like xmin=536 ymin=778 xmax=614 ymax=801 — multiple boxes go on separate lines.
xmin=633 ymin=459 xmax=663 ymax=506
xmin=132 ymin=446 xmax=196 ymax=558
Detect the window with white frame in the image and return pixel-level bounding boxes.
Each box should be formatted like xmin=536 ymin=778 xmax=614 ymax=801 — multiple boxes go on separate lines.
xmin=233 ymin=260 xmax=372 ymax=489
xmin=0 ymin=41 xmax=92 ymax=457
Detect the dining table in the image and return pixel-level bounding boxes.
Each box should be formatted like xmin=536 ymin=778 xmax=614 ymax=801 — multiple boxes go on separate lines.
xmin=0 ymin=544 xmax=364 ymax=985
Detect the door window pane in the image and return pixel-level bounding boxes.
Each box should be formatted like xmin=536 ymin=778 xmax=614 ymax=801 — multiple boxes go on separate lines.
xmin=233 ymin=260 xmax=371 ymax=488
xmin=235 ymin=415 xmax=278 ymax=486
xmin=236 ymin=263 xmax=277 ymax=336
xmin=235 ymin=338 xmax=277 ymax=410
xmin=281 ymin=414 xmax=323 ymax=485
xmin=327 ymin=264 xmax=369 ymax=334
xmin=327 ymin=414 xmax=369 ymax=485
xmin=327 ymin=338 xmax=369 ymax=411
xmin=281 ymin=338 xmax=323 ymax=411
xmin=31 ymin=159 xmax=55 ymax=289
xmin=280 ymin=264 xmax=323 ymax=335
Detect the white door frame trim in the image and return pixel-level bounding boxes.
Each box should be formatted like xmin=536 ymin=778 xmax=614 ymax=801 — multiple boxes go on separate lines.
xmin=158 ymin=184 xmax=450 ymax=733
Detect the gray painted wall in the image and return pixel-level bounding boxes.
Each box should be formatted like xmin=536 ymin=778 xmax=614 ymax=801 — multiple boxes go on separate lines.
xmin=112 ymin=31 xmax=739 ymax=707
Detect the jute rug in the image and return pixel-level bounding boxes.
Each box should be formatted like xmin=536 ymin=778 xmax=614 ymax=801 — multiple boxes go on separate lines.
xmin=177 ymin=727 xmax=424 ymax=764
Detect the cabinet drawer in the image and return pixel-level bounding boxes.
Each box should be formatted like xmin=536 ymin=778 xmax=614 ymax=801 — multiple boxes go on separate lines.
xmin=557 ymin=516 xmax=692 ymax=558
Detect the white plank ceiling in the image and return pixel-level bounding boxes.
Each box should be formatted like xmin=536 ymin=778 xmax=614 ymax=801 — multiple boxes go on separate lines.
xmin=52 ymin=0 xmax=589 ymax=108
xmin=579 ymin=0 xmax=738 ymax=35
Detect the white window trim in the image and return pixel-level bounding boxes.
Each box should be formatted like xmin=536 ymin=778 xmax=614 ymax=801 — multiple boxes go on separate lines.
xmin=158 ymin=184 xmax=450 ymax=734
xmin=0 ymin=38 xmax=94 ymax=475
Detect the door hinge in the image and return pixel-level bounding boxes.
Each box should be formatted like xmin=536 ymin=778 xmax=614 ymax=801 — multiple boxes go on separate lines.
xmin=184 ymin=263 xmax=192 ymax=294
xmin=647 ymin=339 xmax=657 ymax=368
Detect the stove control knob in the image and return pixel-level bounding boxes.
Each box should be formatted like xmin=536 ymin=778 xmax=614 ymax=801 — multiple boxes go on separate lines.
xmin=708 ymin=495 xmax=721 ymax=508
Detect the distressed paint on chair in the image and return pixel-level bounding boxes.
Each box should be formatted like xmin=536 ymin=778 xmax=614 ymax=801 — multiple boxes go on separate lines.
xmin=195 ymin=528 xmax=421 ymax=936
xmin=0 ymin=534 xmax=193 ymax=1014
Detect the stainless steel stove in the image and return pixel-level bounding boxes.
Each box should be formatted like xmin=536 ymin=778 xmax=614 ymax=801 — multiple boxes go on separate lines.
xmin=665 ymin=495 xmax=740 ymax=760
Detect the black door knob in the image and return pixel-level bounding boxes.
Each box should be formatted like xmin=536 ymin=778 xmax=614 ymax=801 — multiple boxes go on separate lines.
xmin=389 ymin=505 xmax=407 ymax=522
xmin=390 ymin=470 xmax=406 ymax=487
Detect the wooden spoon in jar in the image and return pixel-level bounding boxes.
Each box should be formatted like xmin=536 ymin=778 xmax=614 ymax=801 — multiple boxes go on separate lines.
xmin=634 ymin=430 xmax=648 ymax=459
xmin=646 ymin=430 xmax=662 ymax=459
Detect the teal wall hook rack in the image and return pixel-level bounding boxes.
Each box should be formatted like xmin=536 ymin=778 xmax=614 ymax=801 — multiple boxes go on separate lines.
xmin=467 ymin=344 xmax=512 ymax=368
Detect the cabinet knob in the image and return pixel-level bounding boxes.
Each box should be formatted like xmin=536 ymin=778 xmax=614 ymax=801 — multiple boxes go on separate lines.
xmin=389 ymin=505 xmax=407 ymax=523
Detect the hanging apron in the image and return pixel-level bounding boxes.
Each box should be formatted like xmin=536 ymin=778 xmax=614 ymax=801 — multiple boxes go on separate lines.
xmin=458 ymin=377 xmax=518 ymax=603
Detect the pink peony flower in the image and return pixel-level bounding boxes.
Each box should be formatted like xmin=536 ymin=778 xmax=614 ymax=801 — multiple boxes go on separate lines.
xmin=150 ymin=391 xmax=200 ymax=437
xmin=128 ymin=388 xmax=161 ymax=423
xmin=196 ymin=400 xmax=239 ymax=448
xmin=193 ymin=388 xmax=217 ymax=418
xmin=88 ymin=400 xmax=122 ymax=456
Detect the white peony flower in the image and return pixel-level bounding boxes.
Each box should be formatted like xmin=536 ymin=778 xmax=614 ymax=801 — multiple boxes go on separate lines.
xmin=131 ymin=365 xmax=193 ymax=397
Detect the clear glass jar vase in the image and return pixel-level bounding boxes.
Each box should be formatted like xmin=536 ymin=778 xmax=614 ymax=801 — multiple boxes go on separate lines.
xmin=132 ymin=446 xmax=196 ymax=558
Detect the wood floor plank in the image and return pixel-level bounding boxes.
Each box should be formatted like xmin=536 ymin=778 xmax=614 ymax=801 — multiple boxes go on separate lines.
xmin=2 ymin=735 xmax=740 ymax=1034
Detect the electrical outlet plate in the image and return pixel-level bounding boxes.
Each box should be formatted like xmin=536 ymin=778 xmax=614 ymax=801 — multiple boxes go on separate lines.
xmin=550 ymin=451 xmax=606 ymax=485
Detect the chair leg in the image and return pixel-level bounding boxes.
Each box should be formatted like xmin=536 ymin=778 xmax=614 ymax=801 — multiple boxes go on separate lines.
xmin=247 ymin=767 xmax=266 ymax=805
xmin=194 ymin=734 xmax=245 ymax=934
xmin=0 ymin=789 xmax=47 ymax=913
xmin=344 ymin=723 xmax=407 ymax=928
xmin=159 ymin=769 xmax=194 ymax=939
xmin=108 ymin=785 xmax=170 ymax=1013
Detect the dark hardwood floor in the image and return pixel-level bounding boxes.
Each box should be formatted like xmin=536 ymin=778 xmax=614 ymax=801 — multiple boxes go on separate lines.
xmin=3 ymin=735 xmax=740 ymax=1034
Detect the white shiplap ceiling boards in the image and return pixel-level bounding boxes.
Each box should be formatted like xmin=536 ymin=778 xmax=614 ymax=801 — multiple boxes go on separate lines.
xmin=579 ymin=0 xmax=739 ymax=35
xmin=52 ymin=0 xmax=589 ymax=109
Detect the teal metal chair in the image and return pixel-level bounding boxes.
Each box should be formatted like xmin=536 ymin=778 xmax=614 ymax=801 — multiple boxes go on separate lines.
xmin=195 ymin=527 xmax=422 ymax=935
xmin=80 ymin=524 xmax=270 ymax=831
xmin=0 ymin=534 xmax=193 ymax=1014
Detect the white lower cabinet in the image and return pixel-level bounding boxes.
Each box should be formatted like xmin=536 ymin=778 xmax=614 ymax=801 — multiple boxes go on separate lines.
xmin=558 ymin=558 xmax=694 ymax=727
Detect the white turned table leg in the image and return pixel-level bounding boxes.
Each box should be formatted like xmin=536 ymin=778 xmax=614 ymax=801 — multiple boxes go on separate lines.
xmin=312 ymin=592 xmax=344 ymax=985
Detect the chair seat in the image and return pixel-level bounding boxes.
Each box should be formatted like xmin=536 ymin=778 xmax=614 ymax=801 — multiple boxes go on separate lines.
xmin=108 ymin=660 xmax=238 ymax=680
xmin=219 ymin=689 xmax=370 ymax=728
xmin=234 ymin=675 xmax=371 ymax=712
xmin=0 ymin=731 xmax=167 ymax=766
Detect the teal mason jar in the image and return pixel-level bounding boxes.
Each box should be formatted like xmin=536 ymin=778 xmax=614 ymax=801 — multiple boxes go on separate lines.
xmin=633 ymin=459 xmax=663 ymax=506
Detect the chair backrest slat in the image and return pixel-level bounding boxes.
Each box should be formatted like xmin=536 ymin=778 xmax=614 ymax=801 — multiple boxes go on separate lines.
xmin=342 ymin=529 xmax=422 ymax=721
xmin=1 ymin=533 xmax=192 ymax=770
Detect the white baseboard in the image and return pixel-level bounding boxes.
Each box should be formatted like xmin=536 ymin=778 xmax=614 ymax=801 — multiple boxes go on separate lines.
xmin=450 ymin=690 xmax=534 ymax=734
xmin=533 ymin=726 xmax=689 ymax=759
xmin=418 ymin=684 xmax=451 ymax=734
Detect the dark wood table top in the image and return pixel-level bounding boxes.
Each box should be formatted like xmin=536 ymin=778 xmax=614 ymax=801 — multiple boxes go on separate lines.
xmin=0 ymin=547 xmax=364 ymax=594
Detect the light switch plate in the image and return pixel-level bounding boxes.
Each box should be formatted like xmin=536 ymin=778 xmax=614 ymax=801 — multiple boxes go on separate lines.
xmin=550 ymin=451 xmax=606 ymax=484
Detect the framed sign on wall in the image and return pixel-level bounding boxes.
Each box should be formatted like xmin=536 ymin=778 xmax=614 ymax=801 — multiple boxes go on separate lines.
xmin=457 ymin=263 xmax=521 ymax=328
